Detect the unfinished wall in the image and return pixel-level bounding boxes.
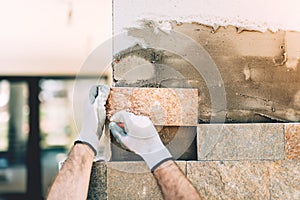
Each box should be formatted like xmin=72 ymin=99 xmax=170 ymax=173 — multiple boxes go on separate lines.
xmin=112 ymin=0 xmax=300 ymax=123
xmin=88 ymin=123 xmax=300 ymax=199
xmin=88 ymin=0 xmax=300 ymax=199
xmin=113 ymin=24 xmax=300 ymax=123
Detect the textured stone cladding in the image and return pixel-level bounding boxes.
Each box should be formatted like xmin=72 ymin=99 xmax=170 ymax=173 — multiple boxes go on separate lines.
xmin=106 ymin=87 xmax=198 ymax=126
xmin=197 ymin=123 xmax=285 ymax=160
xmin=88 ymin=123 xmax=300 ymax=199
xmin=187 ymin=160 xmax=300 ymax=200
xmin=87 ymin=161 xmax=186 ymax=200
xmin=87 ymin=162 xmax=107 ymax=200
xmin=285 ymin=123 xmax=300 ymax=160
xmin=88 ymin=160 xmax=300 ymax=199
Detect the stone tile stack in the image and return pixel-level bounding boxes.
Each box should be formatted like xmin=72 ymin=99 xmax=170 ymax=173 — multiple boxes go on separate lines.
xmin=88 ymin=123 xmax=300 ymax=199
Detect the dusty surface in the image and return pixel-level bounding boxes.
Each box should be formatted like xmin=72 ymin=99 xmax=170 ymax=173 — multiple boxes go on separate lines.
xmin=285 ymin=124 xmax=300 ymax=160
xmin=113 ymin=23 xmax=300 ymax=123
xmin=107 ymin=87 xmax=198 ymax=126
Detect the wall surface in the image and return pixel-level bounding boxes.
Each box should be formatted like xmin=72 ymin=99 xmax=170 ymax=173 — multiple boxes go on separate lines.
xmin=114 ymin=0 xmax=300 ymax=34
xmin=87 ymin=1 xmax=300 ymax=199
xmin=113 ymin=0 xmax=300 ymax=123
xmin=88 ymin=123 xmax=300 ymax=200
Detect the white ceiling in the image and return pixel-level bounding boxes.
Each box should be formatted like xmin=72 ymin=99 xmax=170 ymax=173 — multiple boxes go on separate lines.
xmin=0 ymin=0 xmax=112 ymax=76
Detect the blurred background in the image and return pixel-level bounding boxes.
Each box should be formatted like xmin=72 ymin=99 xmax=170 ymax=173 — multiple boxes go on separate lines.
xmin=0 ymin=0 xmax=112 ymax=199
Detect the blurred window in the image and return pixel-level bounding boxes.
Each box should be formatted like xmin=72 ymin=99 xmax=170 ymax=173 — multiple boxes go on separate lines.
xmin=0 ymin=76 xmax=109 ymax=197
xmin=0 ymin=80 xmax=29 ymax=194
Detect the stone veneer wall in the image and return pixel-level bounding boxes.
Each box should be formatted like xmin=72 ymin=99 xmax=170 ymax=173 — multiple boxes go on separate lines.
xmin=88 ymin=123 xmax=300 ymax=199
xmin=89 ymin=9 xmax=300 ymax=198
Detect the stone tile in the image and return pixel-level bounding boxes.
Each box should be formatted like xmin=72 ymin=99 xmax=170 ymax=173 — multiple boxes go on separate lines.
xmin=88 ymin=162 xmax=107 ymax=200
xmin=107 ymin=161 xmax=186 ymax=200
xmin=197 ymin=124 xmax=285 ymax=160
xmin=187 ymin=161 xmax=271 ymax=199
xmin=106 ymin=87 xmax=198 ymax=126
xmin=270 ymin=160 xmax=300 ymax=199
xmin=285 ymin=123 xmax=300 ymax=160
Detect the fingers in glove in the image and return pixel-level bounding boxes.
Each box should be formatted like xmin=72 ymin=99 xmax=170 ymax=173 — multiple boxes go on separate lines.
xmin=90 ymin=85 xmax=110 ymax=105
xmin=109 ymin=122 xmax=129 ymax=150
xmin=97 ymin=85 xmax=110 ymax=103
xmin=89 ymin=85 xmax=98 ymax=104
xmin=110 ymin=110 xmax=135 ymax=132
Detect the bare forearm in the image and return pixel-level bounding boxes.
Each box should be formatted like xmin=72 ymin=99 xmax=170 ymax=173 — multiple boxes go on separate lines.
xmin=153 ymin=160 xmax=201 ymax=200
xmin=47 ymin=143 xmax=94 ymax=200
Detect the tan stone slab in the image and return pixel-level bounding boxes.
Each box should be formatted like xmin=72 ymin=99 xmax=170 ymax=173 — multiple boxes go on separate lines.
xmin=197 ymin=123 xmax=285 ymax=160
xmin=107 ymin=161 xmax=186 ymax=200
xmin=285 ymin=123 xmax=300 ymax=160
xmin=187 ymin=161 xmax=271 ymax=199
xmin=106 ymin=87 xmax=198 ymax=126
xmin=270 ymin=160 xmax=300 ymax=199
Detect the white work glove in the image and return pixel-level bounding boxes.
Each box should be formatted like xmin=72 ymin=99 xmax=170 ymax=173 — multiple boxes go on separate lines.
xmin=109 ymin=110 xmax=173 ymax=171
xmin=75 ymin=85 xmax=110 ymax=156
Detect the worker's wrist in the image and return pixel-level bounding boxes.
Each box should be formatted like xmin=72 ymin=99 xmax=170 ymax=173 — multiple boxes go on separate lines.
xmin=152 ymin=160 xmax=174 ymax=173
xmin=74 ymin=140 xmax=96 ymax=156
xmin=140 ymin=147 xmax=173 ymax=172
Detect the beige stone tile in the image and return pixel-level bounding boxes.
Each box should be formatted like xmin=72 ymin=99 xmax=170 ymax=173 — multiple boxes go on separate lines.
xmin=187 ymin=161 xmax=271 ymax=200
xmin=270 ymin=160 xmax=300 ymax=200
xmin=197 ymin=123 xmax=285 ymax=160
xmin=107 ymin=161 xmax=186 ymax=200
xmin=285 ymin=123 xmax=300 ymax=160
xmin=106 ymin=87 xmax=198 ymax=126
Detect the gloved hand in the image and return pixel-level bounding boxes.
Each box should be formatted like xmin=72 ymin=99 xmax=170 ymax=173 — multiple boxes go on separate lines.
xmin=75 ymin=85 xmax=110 ymax=156
xmin=109 ymin=110 xmax=173 ymax=171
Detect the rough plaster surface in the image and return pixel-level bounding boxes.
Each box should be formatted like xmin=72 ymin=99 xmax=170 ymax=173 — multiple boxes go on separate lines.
xmin=113 ymin=23 xmax=300 ymax=122
xmin=114 ymin=0 xmax=300 ymax=33
xmin=107 ymin=87 xmax=198 ymax=126
xmin=197 ymin=123 xmax=285 ymax=160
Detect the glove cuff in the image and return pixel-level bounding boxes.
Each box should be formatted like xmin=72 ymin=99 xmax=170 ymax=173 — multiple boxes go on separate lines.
xmin=141 ymin=147 xmax=173 ymax=172
xmin=74 ymin=140 xmax=97 ymax=156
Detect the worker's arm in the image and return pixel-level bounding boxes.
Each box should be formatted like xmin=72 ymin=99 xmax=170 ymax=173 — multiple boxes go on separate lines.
xmin=47 ymin=85 xmax=110 ymax=200
xmin=47 ymin=143 xmax=94 ymax=200
xmin=109 ymin=111 xmax=201 ymax=200
xmin=153 ymin=160 xmax=201 ymax=200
